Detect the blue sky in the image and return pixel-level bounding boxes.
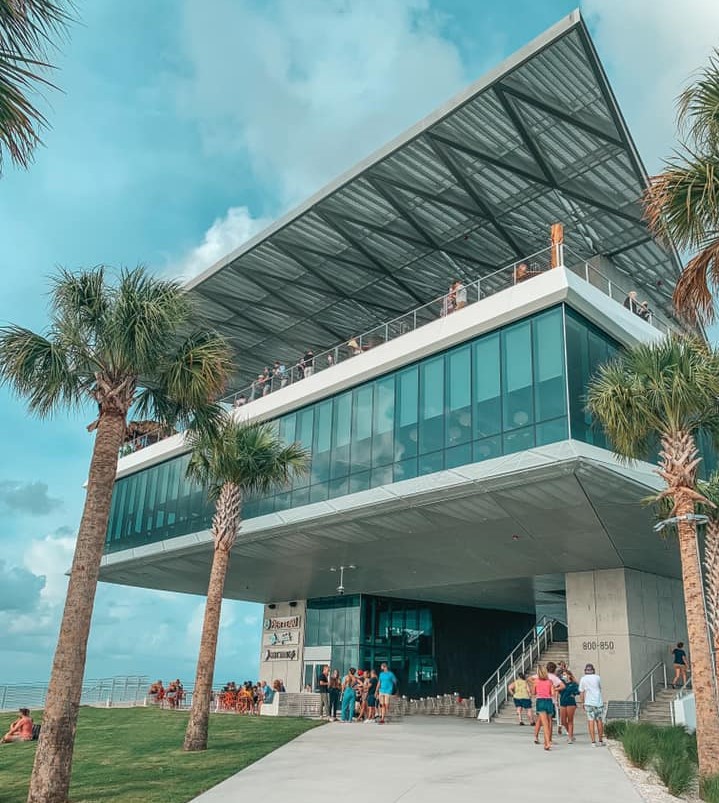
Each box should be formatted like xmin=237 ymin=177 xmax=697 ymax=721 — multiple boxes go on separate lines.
xmin=1 ymin=0 xmax=717 ymax=686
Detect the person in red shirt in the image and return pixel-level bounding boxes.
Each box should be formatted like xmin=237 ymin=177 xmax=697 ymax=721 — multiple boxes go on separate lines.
xmin=2 ymin=708 xmax=33 ymax=743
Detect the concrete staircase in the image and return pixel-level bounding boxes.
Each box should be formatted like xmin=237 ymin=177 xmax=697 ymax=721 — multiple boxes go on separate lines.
xmin=492 ymin=641 xmax=570 ymax=724
xmin=638 ymin=687 xmax=677 ymax=726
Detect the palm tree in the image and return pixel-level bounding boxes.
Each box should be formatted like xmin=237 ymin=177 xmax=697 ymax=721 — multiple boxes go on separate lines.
xmin=586 ymin=335 xmax=719 ymax=776
xmin=182 ymin=419 xmax=308 ymax=751
xmin=644 ymin=50 xmax=719 ymax=325
xmin=0 ymin=266 xmax=232 ymax=803
xmin=0 ymin=0 xmax=72 ymax=172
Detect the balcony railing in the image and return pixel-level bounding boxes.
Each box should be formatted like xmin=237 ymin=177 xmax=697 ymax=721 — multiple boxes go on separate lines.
xmin=120 ymin=244 xmax=675 ymax=455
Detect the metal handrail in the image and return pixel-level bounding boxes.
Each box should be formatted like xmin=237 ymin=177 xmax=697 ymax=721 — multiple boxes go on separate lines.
xmin=629 ymin=660 xmax=668 ymax=704
xmin=478 ymin=616 xmax=558 ymax=721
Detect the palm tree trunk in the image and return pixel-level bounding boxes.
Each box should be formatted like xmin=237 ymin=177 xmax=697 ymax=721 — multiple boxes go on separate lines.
xmin=27 ymin=411 xmax=127 ymax=803
xmin=183 ymin=546 xmax=231 ymax=751
xmin=704 ymin=519 xmax=719 ymax=675
xmin=675 ymin=496 xmax=719 ymax=776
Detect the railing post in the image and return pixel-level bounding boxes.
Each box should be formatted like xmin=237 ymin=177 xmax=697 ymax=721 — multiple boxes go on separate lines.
xmin=0 ymin=685 xmax=6 ymax=710
xmin=663 ymin=663 xmax=667 ymax=688
xmin=650 ymin=674 xmax=655 ymax=702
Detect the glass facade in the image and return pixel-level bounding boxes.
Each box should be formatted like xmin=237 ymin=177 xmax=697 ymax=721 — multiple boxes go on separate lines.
xmin=105 ymin=305 xmax=619 ymax=552
xmin=304 ymin=594 xmax=533 ymax=699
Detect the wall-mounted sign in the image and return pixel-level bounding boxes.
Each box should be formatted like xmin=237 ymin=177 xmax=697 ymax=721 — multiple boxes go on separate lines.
xmin=264 ymin=648 xmax=298 ymax=661
xmin=264 ymin=615 xmax=301 ymax=630
xmin=263 ymin=630 xmax=300 ymax=647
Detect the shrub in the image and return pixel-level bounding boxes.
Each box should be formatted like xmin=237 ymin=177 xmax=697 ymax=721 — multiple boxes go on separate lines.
xmin=622 ymin=722 xmax=656 ymax=768
xmin=700 ymin=774 xmax=719 ymax=803
xmin=686 ymin=732 xmax=698 ymax=766
xmin=604 ymin=720 xmax=629 ymax=740
xmin=654 ymin=750 xmax=694 ymax=796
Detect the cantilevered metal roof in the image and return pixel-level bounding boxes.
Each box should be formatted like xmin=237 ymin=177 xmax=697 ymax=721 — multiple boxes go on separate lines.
xmin=185 ymin=10 xmax=681 ymax=386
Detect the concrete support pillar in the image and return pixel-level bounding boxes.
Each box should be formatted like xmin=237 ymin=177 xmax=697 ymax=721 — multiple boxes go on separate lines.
xmin=566 ymin=569 xmax=686 ymax=700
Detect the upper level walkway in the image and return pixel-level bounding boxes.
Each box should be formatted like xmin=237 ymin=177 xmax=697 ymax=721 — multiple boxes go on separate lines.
xmin=191 ymin=716 xmax=642 ymax=803
xmin=121 ymin=244 xmax=678 ymax=455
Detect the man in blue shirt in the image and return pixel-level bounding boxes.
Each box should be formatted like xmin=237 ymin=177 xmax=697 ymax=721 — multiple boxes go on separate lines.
xmin=377 ymin=662 xmax=398 ymax=724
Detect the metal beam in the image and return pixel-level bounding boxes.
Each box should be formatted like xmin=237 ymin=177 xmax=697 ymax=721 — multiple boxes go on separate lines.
xmin=429 ymin=130 xmax=645 ymax=227
xmin=423 ymin=133 xmax=526 ymax=257
xmin=314 ymin=209 xmax=426 ymax=305
xmin=498 ymin=81 xmax=624 ymax=148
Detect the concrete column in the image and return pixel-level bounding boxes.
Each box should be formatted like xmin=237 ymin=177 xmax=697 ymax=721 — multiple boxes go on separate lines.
xmin=566 ymin=569 xmax=686 ymax=700
xmin=257 ymin=600 xmax=306 ymax=692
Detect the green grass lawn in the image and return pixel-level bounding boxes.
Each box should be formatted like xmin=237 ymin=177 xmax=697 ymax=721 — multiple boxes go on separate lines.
xmin=0 ymin=707 xmax=321 ymax=803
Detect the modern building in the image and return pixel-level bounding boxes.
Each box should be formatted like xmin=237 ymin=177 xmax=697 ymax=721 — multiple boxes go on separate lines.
xmin=99 ymin=11 xmax=698 ymax=704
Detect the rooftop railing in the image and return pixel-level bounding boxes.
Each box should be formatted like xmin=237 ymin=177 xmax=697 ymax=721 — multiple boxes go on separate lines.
xmin=120 ymin=244 xmax=676 ymax=455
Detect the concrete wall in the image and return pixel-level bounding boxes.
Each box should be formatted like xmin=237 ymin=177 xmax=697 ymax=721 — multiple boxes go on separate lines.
xmin=257 ymin=600 xmax=306 ymax=692
xmin=625 ymin=569 xmax=686 ymax=689
xmin=566 ymin=569 xmax=686 ymax=700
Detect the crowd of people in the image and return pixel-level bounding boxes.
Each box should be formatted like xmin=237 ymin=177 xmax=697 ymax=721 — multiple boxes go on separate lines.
xmin=216 ymin=679 xmax=284 ymax=714
xmin=147 ymin=678 xmax=185 ymax=708
xmin=507 ymin=661 xmax=604 ymax=751
xmin=314 ymin=662 xmax=398 ymax=724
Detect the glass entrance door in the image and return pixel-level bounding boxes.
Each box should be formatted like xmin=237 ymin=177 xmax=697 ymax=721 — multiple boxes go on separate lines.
xmin=303 ymin=661 xmax=325 ymax=692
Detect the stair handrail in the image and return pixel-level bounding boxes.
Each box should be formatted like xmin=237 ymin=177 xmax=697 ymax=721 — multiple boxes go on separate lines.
xmin=629 ymin=660 xmax=667 ymax=704
xmin=479 ymin=616 xmax=558 ymax=721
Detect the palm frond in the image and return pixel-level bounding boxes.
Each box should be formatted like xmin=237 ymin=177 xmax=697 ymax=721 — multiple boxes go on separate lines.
xmin=153 ymin=330 xmax=233 ymax=412
xmin=585 ymin=335 xmax=719 ymax=461
xmin=186 ymin=418 xmax=309 ymax=504
xmin=677 ymin=49 xmax=719 ymax=151
xmin=0 ymin=0 xmax=73 ymax=172
xmin=672 ymin=240 xmax=719 ymax=325
xmin=105 ymin=267 xmax=191 ymax=373
xmin=0 ymin=324 xmax=81 ymax=415
xmin=51 ymin=265 xmax=108 ymax=334
xmin=0 ymin=1 xmax=71 ymax=56
xmin=643 ymin=152 xmax=719 ymax=251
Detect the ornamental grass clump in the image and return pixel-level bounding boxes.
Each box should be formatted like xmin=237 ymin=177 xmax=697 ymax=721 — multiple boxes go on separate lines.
xmin=604 ymin=720 xmax=629 ymax=740
xmin=700 ymin=773 xmax=719 ymax=803
xmin=654 ymin=726 xmax=696 ymax=797
xmin=621 ymin=722 xmax=657 ymax=769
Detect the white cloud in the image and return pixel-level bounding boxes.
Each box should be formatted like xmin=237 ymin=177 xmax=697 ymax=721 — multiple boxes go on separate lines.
xmin=23 ymin=532 xmax=75 ymax=605
xmin=176 ymin=205 xmax=271 ymax=281
xmin=584 ymin=0 xmax=719 ymax=173
xmin=177 ymin=0 xmax=466 ymax=205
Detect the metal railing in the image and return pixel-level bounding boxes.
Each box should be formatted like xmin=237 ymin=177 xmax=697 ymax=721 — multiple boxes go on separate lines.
xmin=0 ymin=675 xmax=150 ymax=711
xmin=563 ymin=247 xmax=675 ymax=336
xmin=477 ymin=616 xmax=558 ymax=722
xmin=120 ymin=242 xmax=680 ymax=455
xmin=630 ymin=660 xmax=668 ymax=707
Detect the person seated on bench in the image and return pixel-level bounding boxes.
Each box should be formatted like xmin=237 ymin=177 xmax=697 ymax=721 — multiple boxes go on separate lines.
xmin=2 ymin=708 xmax=33 ymax=743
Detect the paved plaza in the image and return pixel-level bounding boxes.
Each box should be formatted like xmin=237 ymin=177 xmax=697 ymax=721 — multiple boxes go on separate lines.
xmin=192 ymin=717 xmax=643 ymax=803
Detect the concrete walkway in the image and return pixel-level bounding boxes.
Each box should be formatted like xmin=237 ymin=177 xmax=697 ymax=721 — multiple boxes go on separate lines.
xmin=192 ymin=718 xmax=643 ymax=803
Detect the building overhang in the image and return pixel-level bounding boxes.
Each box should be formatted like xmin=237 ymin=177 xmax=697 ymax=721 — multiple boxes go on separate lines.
xmin=183 ymin=9 xmax=682 ymax=387
xmin=99 ymin=440 xmax=678 ymax=611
